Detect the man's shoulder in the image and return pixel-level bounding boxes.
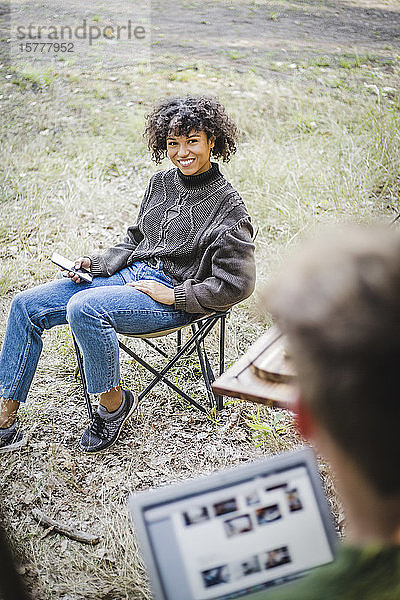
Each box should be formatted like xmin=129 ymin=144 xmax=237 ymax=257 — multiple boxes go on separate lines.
xmin=265 ymin=544 xmax=400 ymax=600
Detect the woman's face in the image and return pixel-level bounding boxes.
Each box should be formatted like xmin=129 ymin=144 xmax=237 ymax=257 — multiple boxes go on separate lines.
xmin=166 ymin=129 xmax=214 ymax=176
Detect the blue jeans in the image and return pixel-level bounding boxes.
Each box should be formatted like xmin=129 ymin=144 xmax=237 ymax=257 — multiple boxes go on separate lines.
xmin=0 ymin=262 xmax=191 ymax=403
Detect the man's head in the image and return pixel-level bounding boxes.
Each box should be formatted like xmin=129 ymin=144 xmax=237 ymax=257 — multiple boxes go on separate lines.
xmin=266 ymin=225 xmax=400 ymax=496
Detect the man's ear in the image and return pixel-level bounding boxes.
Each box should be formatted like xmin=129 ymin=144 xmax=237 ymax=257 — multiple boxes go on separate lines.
xmin=294 ymin=392 xmax=316 ymax=440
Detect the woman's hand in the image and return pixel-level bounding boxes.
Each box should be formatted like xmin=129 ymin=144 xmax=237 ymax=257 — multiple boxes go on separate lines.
xmin=126 ymin=280 xmax=175 ymax=305
xmin=66 ymin=257 xmax=92 ymax=284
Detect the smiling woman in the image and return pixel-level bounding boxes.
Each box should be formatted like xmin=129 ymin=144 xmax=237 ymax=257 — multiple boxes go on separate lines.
xmin=0 ymin=95 xmax=256 ymax=455
xmin=166 ymin=130 xmax=214 ymax=176
xmin=144 ymin=95 xmax=238 ymax=165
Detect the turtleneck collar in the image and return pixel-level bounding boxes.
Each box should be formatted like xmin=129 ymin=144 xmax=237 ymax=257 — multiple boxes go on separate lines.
xmin=176 ymin=162 xmax=222 ymax=190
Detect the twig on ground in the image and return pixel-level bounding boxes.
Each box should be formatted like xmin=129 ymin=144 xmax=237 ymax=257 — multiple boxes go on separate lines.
xmin=38 ymin=525 xmax=55 ymax=541
xmin=32 ymin=509 xmax=100 ymax=545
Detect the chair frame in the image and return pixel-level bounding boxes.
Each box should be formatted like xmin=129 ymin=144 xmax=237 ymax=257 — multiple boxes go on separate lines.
xmin=73 ymin=311 xmax=228 ymax=419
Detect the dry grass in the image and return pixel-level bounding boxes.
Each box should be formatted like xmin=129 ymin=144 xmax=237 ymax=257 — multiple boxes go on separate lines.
xmin=1 ymin=321 xmax=299 ymax=599
xmin=1 ymin=11 xmax=400 ymax=599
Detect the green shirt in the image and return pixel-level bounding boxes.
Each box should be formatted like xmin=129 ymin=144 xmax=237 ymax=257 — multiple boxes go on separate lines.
xmin=266 ymin=544 xmax=400 ymax=600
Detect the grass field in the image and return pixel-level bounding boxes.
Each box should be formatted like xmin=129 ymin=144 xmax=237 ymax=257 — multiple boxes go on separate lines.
xmin=1 ymin=1 xmax=400 ymax=598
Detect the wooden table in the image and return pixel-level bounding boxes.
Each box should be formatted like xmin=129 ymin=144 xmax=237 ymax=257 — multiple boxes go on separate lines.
xmin=212 ymin=327 xmax=297 ymax=410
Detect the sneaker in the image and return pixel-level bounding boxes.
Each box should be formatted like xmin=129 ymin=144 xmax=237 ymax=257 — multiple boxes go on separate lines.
xmin=79 ymin=388 xmax=138 ymax=453
xmin=0 ymin=422 xmax=27 ymax=454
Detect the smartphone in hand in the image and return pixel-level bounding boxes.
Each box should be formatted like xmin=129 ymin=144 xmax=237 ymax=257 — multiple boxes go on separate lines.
xmin=51 ymin=252 xmax=93 ymax=284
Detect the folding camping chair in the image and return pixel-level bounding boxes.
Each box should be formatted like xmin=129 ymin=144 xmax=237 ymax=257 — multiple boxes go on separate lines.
xmin=73 ymin=310 xmax=229 ymax=420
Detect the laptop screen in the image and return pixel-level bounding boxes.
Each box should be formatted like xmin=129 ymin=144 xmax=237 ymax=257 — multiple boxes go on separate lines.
xmin=130 ymin=449 xmax=337 ymax=600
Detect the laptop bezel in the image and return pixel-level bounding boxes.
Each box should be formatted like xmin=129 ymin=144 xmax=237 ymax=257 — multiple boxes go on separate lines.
xmin=128 ymin=447 xmax=338 ymax=600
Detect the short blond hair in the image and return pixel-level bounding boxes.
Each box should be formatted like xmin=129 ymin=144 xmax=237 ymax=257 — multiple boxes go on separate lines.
xmin=266 ymin=224 xmax=400 ymax=494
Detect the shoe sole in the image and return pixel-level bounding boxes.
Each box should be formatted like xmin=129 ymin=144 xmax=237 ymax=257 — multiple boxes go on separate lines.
xmin=0 ymin=433 xmax=28 ymax=454
xmin=79 ymin=390 xmax=139 ymax=454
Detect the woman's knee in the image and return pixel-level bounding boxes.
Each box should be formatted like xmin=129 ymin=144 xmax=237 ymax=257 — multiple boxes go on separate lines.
xmin=66 ymin=292 xmax=102 ymax=327
xmin=10 ymin=288 xmax=38 ymax=318
xmin=11 ymin=281 xmax=67 ymax=316
xmin=66 ymin=294 xmax=85 ymax=326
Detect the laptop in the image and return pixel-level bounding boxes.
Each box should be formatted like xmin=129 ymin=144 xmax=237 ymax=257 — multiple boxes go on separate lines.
xmin=129 ymin=447 xmax=337 ymax=600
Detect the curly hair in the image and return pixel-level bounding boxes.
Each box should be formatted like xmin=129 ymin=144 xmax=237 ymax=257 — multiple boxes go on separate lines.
xmin=143 ymin=95 xmax=239 ymax=164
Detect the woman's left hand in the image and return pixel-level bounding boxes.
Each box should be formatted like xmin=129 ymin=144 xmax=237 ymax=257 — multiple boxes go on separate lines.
xmin=125 ymin=280 xmax=175 ymax=305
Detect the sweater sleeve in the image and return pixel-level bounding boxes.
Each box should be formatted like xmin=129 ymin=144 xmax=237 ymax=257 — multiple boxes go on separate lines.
xmin=88 ymin=178 xmax=151 ymax=277
xmin=173 ymin=218 xmax=256 ymax=314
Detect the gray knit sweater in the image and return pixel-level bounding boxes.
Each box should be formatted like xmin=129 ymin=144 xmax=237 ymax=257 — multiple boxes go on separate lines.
xmin=89 ymin=162 xmax=256 ymax=314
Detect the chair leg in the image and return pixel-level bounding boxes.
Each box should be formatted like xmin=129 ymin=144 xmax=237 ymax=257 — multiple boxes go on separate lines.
xmin=219 ymin=313 xmax=226 ymax=376
xmin=72 ymin=336 xmax=93 ymax=421
xmin=191 ymin=323 xmax=216 ymax=408
xmin=118 ymin=317 xmax=219 ymax=412
xmin=177 ymin=329 xmax=182 ymax=354
xmin=118 ymin=338 xmax=208 ymax=413
xmin=73 ymin=313 xmax=227 ymax=416
xmin=191 ymin=317 xmax=226 ymax=411
xmin=215 ymin=314 xmax=226 ymax=410
xmin=142 ymin=337 xmax=169 ymax=359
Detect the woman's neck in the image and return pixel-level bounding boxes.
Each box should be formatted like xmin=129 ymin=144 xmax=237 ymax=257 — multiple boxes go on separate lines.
xmin=176 ymin=162 xmax=221 ymax=190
